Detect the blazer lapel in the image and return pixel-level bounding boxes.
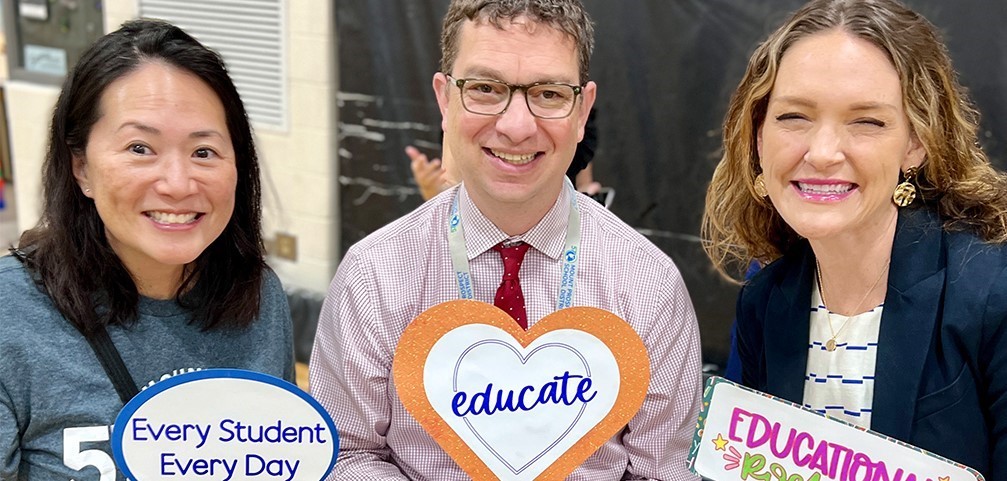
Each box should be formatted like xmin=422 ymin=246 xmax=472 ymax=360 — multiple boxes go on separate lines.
xmin=870 ymin=208 xmax=945 ymax=440
xmin=763 ymin=245 xmax=816 ymax=404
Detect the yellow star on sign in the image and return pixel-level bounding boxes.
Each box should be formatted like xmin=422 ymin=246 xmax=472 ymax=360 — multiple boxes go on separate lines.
xmin=939 ymin=477 xmax=950 ymax=481
xmin=712 ymin=433 xmax=729 ymax=451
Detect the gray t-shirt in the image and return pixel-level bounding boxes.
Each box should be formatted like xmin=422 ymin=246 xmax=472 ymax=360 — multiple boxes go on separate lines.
xmin=0 ymin=254 xmax=295 ymax=480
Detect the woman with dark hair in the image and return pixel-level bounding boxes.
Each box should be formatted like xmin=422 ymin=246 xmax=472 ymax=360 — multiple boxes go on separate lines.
xmin=0 ymin=19 xmax=293 ymax=479
xmin=702 ymin=0 xmax=1006 ymax=477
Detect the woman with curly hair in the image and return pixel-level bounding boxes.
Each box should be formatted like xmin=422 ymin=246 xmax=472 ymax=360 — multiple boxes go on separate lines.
xmin=702 ymin=0 xmax=1006 ymax=476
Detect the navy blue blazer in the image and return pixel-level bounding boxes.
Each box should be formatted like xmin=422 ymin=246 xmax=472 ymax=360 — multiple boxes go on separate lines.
xmin=737 ymin=207 xmax=1007 ymax=480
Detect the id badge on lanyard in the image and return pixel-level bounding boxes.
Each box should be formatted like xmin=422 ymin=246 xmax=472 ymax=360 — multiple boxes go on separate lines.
xmin=447 ymin=179 xmax=582 ymax=311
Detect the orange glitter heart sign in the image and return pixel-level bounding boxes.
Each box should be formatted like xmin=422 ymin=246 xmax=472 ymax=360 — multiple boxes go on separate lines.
xmin=393 ymin=299 xmax=650 ymax=480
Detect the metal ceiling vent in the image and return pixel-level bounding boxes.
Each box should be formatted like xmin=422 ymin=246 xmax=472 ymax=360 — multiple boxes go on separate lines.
xmin=139 ymin=0 xmax=287 ymax=130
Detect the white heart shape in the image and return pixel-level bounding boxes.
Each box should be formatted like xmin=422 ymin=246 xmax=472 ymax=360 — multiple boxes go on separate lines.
xmin=424 ymin=324 xmax=620 ymax=481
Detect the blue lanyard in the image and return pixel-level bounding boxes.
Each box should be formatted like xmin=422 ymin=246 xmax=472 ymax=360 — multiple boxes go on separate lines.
xmin=447 ymin=179 xmax=582 ymax=311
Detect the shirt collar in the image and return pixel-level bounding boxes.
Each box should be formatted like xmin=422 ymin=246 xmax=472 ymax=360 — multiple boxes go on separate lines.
xmin=457 ymin=183 xmax=570 ymax=261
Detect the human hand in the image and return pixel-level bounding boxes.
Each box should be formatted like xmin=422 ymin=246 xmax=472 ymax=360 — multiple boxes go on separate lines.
xmin=578 ymin=181 xmax=602 ymax=196
xmin=406 ymin=146 xmax=452 ymax=201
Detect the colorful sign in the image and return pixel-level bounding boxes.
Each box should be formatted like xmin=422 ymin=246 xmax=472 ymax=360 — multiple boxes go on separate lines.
xmin=689 ymin=377 xmax=984 ymax=481
xmin=393 ymin=299 xmax=649 ymax=480
xmin=111 ymin=369 xmax=338 ymax=481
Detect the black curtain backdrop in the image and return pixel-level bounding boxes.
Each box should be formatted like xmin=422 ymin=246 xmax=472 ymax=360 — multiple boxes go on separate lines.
xmin=334 ymin=1 xmax=1007 ymax=367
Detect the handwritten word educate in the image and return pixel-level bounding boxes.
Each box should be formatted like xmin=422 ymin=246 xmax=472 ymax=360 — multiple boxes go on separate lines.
xmin=451 ymin=371 xmax=598 ymax=417
xmin=729 ymin=408 xmax=938 ymax=481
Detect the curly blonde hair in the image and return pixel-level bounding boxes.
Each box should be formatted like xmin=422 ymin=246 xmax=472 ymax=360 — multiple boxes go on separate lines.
xmin=702 ymin=0 xmax=1007 ymax=281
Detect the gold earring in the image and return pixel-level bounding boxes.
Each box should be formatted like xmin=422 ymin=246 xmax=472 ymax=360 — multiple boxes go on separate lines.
xmin=84 ymin=188 xmax=91 ymax=194
xmin=893 ymin=166 xmax=918 ymax=207
xmin=754 ymin=173 xmax=769 ymax=198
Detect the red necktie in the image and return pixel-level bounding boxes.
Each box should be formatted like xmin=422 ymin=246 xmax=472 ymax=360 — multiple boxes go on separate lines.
xmin=492 ymin=242 xmax=531 ymax=329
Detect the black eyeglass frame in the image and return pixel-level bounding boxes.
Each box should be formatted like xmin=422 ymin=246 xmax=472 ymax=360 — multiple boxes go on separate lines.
xmin=445 ymin=74 xmax=584 ymax=119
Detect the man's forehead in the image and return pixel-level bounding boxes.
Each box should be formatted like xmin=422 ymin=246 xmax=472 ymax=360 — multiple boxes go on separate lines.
xmin=462 ymin=14 xmax=574 ymax=43
xmin=470 ymin=14 xmax=538 ymax=32
xmin=455 ymin=17 xmax=580 ymax=82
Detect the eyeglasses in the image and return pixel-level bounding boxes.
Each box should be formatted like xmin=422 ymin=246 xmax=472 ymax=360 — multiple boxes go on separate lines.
xmin=446 ymin=74 xmax=583 ymax=119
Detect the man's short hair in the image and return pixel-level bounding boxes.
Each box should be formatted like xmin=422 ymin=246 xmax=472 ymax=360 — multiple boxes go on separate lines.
xmin=440 ymin=0 xmax=595 ymax=84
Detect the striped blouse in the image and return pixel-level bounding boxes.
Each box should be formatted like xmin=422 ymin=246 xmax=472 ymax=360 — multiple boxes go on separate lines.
xmin=803 ymin=277 xmax=883 ymax=428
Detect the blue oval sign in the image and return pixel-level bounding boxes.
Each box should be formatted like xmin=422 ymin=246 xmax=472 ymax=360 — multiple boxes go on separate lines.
xmin=111 ymin=369 xmax=338 ymax=480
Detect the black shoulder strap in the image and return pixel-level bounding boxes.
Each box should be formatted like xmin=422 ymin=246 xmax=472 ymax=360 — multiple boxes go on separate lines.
xmin=11 ymin=247 xmax=140 ymax=404
xmin=80 ymin=327 xmax=140 ymax=405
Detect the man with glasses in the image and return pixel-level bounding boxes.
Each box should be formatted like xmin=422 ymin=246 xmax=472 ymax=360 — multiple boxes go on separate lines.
xmin=310 ymin=0 xmax=702 ymax=479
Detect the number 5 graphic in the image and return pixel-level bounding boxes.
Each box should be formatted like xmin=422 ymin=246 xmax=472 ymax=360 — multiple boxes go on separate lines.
xmin=63 ymin=425 xmax=115 ymax=481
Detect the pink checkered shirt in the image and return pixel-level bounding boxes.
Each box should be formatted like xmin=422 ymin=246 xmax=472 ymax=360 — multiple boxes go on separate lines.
xmin=310 ymin=185 xmax=703 ymax=480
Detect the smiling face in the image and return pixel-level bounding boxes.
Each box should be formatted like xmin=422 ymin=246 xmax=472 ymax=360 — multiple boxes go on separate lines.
xmin=434 ymin=16 xmax=596 ymax=232
xmin=757 ymin=29 xmax=925 ymax=244
xmin=73 ymin=61 xmax=236 ymax=294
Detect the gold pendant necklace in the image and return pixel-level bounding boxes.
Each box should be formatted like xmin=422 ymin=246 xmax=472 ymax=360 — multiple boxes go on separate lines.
xmin=815 ymin=258 xmax=890 ymax=352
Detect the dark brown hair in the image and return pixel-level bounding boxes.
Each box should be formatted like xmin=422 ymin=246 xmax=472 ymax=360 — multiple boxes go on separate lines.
xmin=16 ymin=19 xmax=265 ymax=332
